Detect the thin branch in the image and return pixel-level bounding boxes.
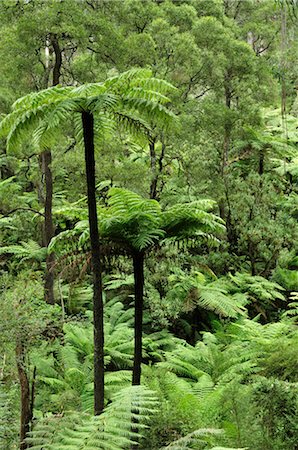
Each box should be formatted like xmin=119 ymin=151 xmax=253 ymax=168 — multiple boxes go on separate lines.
xmin=0 ymin=207 xmax=44 ymax=218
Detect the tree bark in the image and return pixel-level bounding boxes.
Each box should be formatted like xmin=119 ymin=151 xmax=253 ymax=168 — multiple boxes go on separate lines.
xmin=221 ymin=75 xmax=232 ymax=176
xmin=82 ymin=111 xmax=105 ymax=415
xmin=149 ymin=136 xmax=166 ymax=201
xmin=29 ymin=366 xmax=36 ymax=428
xmin=50 ymin=34 xmax=62 ymax=86
xmin=42 ymin=149 xmax=55 ymax=304
xmin=132 ymin=251 xmax=144 ymax=385
xmin=42 ymin=33 xmax=62 ymax=304
xmin=149 ymin=137 xmax=158 ymax=199
xmin=16 ymin=339 xmax=30 ymax=450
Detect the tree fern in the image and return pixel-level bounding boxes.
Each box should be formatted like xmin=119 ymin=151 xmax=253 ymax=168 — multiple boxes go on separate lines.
xmin=47 ymin=187 xmax=224 ymax=389
xmin=217 ymin=318 xmax=297 ymax=384
xmin=161 ymin=429 xmax=246 ymax=450
xmin=226 ymin=272 xmax=285 ymax=305
xmin=162 ymin=200 xmax=225 ymax=244
xmin=33 ymin=298 xmax=136 ymax=411
xmin=157 ymin=335 xmax=222 ymax=385
xmin=49 ymin=188 xmax=224 ymax=257
xmin=26 ymin=385 xmax=158 ymax=450
xmin=166 ymin=269 xmax=247 ymax=320
xmin=0 ymin=239 xmax=47 ymax=262
xmin=0 ymin=69 xmax=175 ymax=155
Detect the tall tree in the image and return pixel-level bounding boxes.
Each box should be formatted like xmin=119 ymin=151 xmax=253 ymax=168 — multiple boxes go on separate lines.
xmin=0 ymin=68 xmax=174 ymax=413
xmin=42 ymin=33 xmax=62 ymax=305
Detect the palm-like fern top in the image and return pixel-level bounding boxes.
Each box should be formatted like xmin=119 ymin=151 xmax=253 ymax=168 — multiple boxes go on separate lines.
xmin=0 ymin=68 xmax=175 ymax=153
xmin=50 ymin=187 xmax=225 ymax=254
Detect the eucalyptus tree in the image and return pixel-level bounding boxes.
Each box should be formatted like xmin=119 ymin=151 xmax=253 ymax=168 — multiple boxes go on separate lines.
xmin=0 ymin=0 xmax=98 ymax=305
xmin=0 ymin=68 xmax=174 ymax=414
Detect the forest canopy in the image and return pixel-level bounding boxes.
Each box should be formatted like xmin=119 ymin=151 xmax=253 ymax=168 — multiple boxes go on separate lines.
xmin=0 ymin=1 xmax=297 ymax=449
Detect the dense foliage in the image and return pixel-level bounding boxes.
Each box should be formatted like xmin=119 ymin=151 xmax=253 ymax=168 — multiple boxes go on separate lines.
xmin=0 ymin=1 xmax=297 ymax=449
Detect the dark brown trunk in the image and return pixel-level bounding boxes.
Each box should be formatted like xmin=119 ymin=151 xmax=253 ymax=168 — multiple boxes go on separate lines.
xmin=149 ymin=137 xmax=166 ymax=201
xmin=149 ymin=137 xmax=157 ymax=199
xmin=132 ymin=251 xmax=144 ymax=385
xmin=259 ymin=149 xmax=264 ymax=176
xmin=221 ymin=78 xmax=232 ymax=176
xmin=50 ymin=34 xmax=62 ymax=86
xmin=16 ymin=339 xmax=30 ymax=450
xmin=190 ymin=308 xmax=200 ymax=346
xmin=82 ymin=111 xmax=105 ymax=415
xmin=29 ymin=366 xmax=36 ymax=426
xmin=42 ymin=150 xmax=55 ymax=304
xmin=41 ymin=34 xmax=62 ymax=304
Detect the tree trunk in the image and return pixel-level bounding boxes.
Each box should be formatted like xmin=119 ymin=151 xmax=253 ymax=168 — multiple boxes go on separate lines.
xmin=149 ymin=137 xmax=158 ymax=199
xmin=132 ymin=251 xmax=144 ymax=385
xmin=16 ymin=339 xmax=30 ymax=450
xmin=259 ymin=149 xmax=264 ymax=176
xmin=42 ymin=34 xmax=62 ymax=304
xmin=221 ymin=75 xmax=232 ymax=176
xmin=50 ymin=34 xmax=62 ymax=86
xmin=149 ymin=136 xmax=166 ymax=201
xmin=82 ymin=111 xmax=105 ymax=415
xmin=42 ymin=149 xmax=55 ymax=305
xmin=29 ymin=366 xmax=36 ymax=428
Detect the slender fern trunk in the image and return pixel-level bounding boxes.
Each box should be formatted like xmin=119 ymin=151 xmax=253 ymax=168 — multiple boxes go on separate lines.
xmin=132 ymin=251 xmax=144 ymax=385
xmin=16 ymin=339 xmax=30 ymax=450
xmin=82 ymin=111 xmax=105 ymax=415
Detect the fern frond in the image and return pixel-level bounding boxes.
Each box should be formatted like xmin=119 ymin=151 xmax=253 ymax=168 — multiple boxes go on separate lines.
xmin=0 ymin=69 xmax=175 ymax=156
xmin=26 ymin=385 xmax=158 ymax=449
xmin=161 ymin=428 xmax=223 ymax=449
xmin=210 ymin=447 xmax=247 ymax=450
xmin=0 ymin=240 xmax=46 ymax=262
xmin=282 ymin=293 xmax=298 ymax=319
xmin=12 ymin=85 xmax=73 ymax=111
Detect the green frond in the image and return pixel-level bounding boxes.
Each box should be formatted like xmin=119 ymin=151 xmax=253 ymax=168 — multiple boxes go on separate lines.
xmin=113 ymin=110 xmax=152 ymax=140
xmin=198 ymin=287 xmax=246 ymax=318
xmin=129 ymin=76 xmax=176 ymax=95
xmin=210 ymin=447 xmax=247 ymax=450
xmin=162 ymin=201 xmax=225 ymax=241
xmin=192 ymin=373 xmax=215 ymax=398
xmin=100 ymin=188 xmax=164 ymax=251
xmin=105 ymin=274 xmax=135 ymax=290
xmin=227 ymin=273 xmax=285 ymax=303
xmin=0 ymin=69 xmax=175 ymax=156
xmin=0 ymin=382 xmax=17 ymax=446
xmin=12 ymin=85 xmax=73 ymax=111
xmin=1 ymin=87 xmax=75 ymax=146
xmin=0 ymin=240 xmax=46 ymax=262
xmin=26 ymin=385 xmax=158 ymax=449
xmin=161 ymin=428 xmax=223 ymax=449
xmin=282 ymin=292 xmax=298 ymax=319
xmin=63 ymin=322 xmax=93 ymax=358
xmin=166 ymin=270 xmax=246 ymax=320
xmin=5 ymin=103 xmax=57 ymax=151
xmin=158 ymin=357 xmax=207 ymax=381
xmin=71 ymin=82 xmax=106 ymax=97
xmin=121 ymin=96 xmax=175 ymax=127
xmin=104 ymin=68 xmax=153 ymax=91
xmin=126 ymin=87 xmax=170 ymax=104
xmin=87 ymin=93 xmax=119 ymax=113
xmin=32 ymin=98 xmax=83 ymax=150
